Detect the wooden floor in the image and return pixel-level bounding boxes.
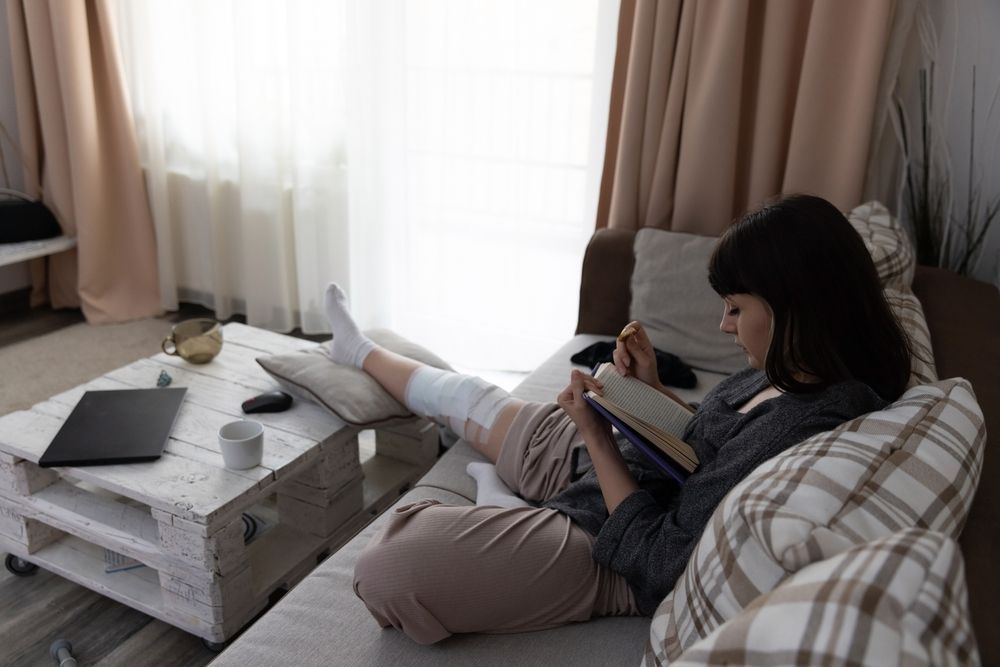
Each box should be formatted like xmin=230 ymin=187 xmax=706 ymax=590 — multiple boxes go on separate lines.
xmin=1 ymin=564 xmax=215 ymax=667
xmin=0 ymin=303 xmax=330 ymax=667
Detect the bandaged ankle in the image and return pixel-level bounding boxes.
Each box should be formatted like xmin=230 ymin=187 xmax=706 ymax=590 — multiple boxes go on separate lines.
xmin=403 ymin=366 xmax=512 ymax=437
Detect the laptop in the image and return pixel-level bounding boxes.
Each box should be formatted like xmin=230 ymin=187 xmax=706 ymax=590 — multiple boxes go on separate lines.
xmin=39 ymin=387 xmax=187 ymax=467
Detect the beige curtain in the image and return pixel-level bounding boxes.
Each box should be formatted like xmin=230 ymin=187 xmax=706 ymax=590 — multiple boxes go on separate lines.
xmin=5 ymin=0 xmax=160 ymax=322
xmin=599 ymin=0 xmax=895 ymax=235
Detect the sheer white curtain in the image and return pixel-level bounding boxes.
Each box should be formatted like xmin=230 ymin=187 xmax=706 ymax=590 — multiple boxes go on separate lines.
xmin=114 ymin=0 xmax=618 ymax=370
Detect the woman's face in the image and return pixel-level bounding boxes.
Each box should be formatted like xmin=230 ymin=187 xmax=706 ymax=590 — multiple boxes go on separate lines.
xmin=719 ymin=294 xmax=773 ymax=370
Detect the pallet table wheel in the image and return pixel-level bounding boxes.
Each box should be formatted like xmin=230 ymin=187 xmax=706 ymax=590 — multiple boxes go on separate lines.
xmin=5 ymin=553 xmax=39 ymax=576
xmin=202 ymin=638 xmax=228 ymax=653
xmin=49 ymin=639 xmax=77 ymax=666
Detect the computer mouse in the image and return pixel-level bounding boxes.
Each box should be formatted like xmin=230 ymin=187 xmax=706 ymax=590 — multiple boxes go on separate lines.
xmin=241 ymin=391 xmax=293 ymax=414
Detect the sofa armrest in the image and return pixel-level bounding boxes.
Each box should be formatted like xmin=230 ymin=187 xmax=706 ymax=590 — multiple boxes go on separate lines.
xmin=575 ymin=227 xmax=636 ymax=336
xmin=911 ymin=265 xmax=1000 ymax=436
xmin=912 ymin=264 xmax=1000 ymax=667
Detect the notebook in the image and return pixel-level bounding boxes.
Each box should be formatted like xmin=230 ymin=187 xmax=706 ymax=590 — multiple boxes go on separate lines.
xmin=39 ymin=387 xmax=187 ymax=467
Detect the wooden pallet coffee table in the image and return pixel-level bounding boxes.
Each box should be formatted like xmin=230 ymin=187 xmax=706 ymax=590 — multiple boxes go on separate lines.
xmin=0 ymin=323 xmax=437 ymax=645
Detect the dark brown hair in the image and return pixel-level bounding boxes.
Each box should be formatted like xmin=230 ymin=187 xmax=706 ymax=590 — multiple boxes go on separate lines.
xmin=708 ymin=194 xmax=912 ymax=402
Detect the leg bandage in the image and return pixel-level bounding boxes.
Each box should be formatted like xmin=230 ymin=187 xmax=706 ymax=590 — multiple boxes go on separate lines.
xmin=404 ymin=367 xmax=513 ymax=439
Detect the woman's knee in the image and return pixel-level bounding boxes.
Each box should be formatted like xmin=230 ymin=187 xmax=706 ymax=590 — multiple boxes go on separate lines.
xmin=352 ymin=501 xmax=454 ymax=644
xmin=353 ymin=503 xmax=433 ymax=607
xmin=352 ymin=536 xmax=391 ymax=614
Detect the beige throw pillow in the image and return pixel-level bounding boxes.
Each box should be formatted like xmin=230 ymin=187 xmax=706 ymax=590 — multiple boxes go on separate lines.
xmin=847 ymin=201 xmax=916 ymax=289
xmin=885 ymin=286 xmax=938 ymax=387
xmin=629 ymin=229 xmax=746 ymax=375
xmin=256 ymin=329 xmax=453 ymax=428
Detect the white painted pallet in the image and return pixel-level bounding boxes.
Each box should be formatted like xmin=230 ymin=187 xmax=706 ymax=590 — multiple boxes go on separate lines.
xmin=0 ymin=322 xmax=439 ymax=643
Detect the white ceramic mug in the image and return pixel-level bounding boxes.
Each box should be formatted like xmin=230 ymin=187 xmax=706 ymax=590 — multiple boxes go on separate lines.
xmin=218 ymin=420 xmax=264 ymax=470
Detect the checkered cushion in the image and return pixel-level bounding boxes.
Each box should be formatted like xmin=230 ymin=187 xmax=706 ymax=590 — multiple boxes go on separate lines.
xmin=646 ymin=378 xmax=985 ymax=663
xmin=848 ymin=201 xmax=915 ymax=289
xmin=648 ymin=529 xmax=979 ymax=666
xmin=885 ymin=287 xmax=937 ymax=387
xmin=849 ymin=200 xmax=937 ymax=388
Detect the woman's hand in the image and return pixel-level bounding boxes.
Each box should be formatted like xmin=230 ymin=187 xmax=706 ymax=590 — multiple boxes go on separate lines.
xmin=556 ymin=370 xmax=609 ymax=439
xmin=612 ymin=321 xmax=662 ymax=389
xmin=558 ymin=369 xmax=638 ymax=512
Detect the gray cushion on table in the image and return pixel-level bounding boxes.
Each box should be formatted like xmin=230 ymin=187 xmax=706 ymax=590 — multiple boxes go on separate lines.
xmin=256 ymin=328 xmax=453 ymax=428
xmin=211 ymin=486 xmax=648 ymax=666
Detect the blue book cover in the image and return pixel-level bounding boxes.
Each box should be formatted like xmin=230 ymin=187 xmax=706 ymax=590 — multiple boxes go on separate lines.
xmin=583 ymin=393 xmax=690 ymax=485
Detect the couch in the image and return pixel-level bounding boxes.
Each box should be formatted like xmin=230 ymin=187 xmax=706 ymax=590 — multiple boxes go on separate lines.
xmin=212 ymin=225 xmax=999 ymax=666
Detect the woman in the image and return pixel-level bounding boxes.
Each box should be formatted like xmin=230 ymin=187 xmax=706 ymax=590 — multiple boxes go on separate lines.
xmin=328 ymin=194 xmax=911 ymax=644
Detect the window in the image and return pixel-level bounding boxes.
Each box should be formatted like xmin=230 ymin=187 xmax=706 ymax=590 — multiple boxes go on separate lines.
xmin=114 ymin=0 xmax=619 ymax=370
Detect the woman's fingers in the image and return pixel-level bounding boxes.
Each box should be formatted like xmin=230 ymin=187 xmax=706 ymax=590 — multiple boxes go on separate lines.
xmin=613 ymin=345 xmax=630 ymax=375
xmin=625 ymin=332 xmax=648 ymax=358
xmin=569 ymin=370 xmax=603 ymax=397
xmin=626 ymin=324 xmax=654 ymax=359
xmin=623 ymin=321 xmax=653 ymax=351
xmin=615 ymin=320 xmax=649 ymax=373
xmin=583 ymin=376 xmax=603 ymax=396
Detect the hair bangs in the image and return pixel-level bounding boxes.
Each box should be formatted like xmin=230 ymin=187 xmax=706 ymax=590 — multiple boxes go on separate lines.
xmin=708 ymin=228 xmax=750 ymax=297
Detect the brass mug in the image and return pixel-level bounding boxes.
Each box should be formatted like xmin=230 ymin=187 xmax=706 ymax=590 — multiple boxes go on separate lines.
xmin=162 ymin=319 xmax=223 ymax=364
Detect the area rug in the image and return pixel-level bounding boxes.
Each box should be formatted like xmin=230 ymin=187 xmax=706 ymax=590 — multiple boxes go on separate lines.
xmin=0 ymin=318 xmax=174 ymax=415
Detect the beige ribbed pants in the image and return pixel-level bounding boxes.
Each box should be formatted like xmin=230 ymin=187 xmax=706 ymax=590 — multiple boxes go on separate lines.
xmin=352 ymin=402 xmax=640 ymax=645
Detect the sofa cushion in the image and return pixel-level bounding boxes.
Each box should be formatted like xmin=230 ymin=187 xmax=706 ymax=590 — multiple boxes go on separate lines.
xmin=647 ymin=378 xmax=985 ymax=660
xmin=212 ymin=485 xmax=650 ymax=666
xmin=255 ymin=329 xmax=453 ymax=428
xmin=646 ymin=529 xmax=979 ymax=666
xmin=629 ymin=229 xmax=748 ymax=375
xmin=847 ymin=200 xmax=915 ymax=289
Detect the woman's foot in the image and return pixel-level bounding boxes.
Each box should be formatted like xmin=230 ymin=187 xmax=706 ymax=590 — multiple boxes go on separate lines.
xmin=466 ymin=462 xmax=529 ymax=508
xmin=324 ymin=283 xmax=375 ymax=368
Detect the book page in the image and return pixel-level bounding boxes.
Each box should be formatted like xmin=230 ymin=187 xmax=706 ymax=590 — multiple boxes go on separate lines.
xmin=593 ymin=363 xmax=693 ymax=438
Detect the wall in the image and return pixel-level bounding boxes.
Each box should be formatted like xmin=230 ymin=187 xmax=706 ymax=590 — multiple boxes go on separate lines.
xmin=933 ymin=0 xmax=1000 ymax=285
xmin=884 ymin=0 xmax=1000 ymax=286
xmin=0 ymin=6 xmax=31 ymax=294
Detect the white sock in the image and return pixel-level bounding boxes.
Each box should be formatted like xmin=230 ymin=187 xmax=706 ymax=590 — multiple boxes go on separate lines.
xmin=324 ymin=283 xmax=375 ymax=368
xmin=466 ymin=462 xmax=529 ymax=508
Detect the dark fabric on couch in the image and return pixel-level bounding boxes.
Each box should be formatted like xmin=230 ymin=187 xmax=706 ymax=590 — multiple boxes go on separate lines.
xmin=913 ymin=265 xmax=1000 ymax=666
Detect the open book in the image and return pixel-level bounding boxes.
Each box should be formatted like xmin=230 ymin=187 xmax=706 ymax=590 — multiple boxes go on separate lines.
xmin=583 ymin=363 xmax=698 ymax=484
